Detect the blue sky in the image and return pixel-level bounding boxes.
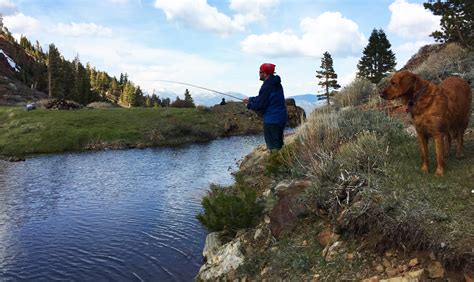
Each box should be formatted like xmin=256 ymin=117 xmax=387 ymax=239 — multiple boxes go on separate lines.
xmin=1 ymin=0 xmax=440 ymax=99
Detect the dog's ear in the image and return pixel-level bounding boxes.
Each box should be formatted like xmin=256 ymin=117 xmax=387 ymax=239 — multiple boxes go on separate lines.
xmin=399 ymin=72 xmax=417 ymax=93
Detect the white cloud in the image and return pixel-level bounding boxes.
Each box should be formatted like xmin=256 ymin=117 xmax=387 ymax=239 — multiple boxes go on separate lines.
xmin=154 ymin=0 xmax=241 ymax=35
xmin=0 ymin=0 xmax=17 ymax=16
xmin=241 ymin=11 xmax=366 ymax=58
xmin=55 ymin=22 xmax=113 ymax=37
xmin=153 ymin=0 xmax=279 ymax=35
xmin=388 ymin=0 xmax=440 ymax=39
xmin=230 ymin=0 xmax=279 ymax=27
xmin=3 ymin=13 xmax=40 ymax=36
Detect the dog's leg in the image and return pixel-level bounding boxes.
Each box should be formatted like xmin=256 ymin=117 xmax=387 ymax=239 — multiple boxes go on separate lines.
xmin=444 ymin=133 xmax=451 ymax=157
xmin=455 ymin=130 xmax=465 ymax=158
xmin=433 ymin=134 xmax=445 ymax=176
xmin=417 ymin=132 xmax=429 ymax=173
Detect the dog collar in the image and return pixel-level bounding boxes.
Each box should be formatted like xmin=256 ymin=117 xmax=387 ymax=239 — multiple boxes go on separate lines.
xmin=406 ymin=85 xmax=428 ymax=115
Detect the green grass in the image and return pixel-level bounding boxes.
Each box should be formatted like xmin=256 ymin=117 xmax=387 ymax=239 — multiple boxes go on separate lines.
xmin=0 ymin=104 xmax=261 ymax=156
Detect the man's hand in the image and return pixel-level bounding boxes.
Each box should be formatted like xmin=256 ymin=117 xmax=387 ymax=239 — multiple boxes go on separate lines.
xmin=243 ymin=97 xmax=249 ymax=105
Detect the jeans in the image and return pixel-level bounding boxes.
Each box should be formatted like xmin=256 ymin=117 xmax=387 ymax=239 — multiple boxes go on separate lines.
xmin=263 ymin=123 xmax=285 ymax=150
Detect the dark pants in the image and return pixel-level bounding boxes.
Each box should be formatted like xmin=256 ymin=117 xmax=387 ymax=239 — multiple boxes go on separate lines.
xmin=263 ymin=123 xmax=285 ymax=150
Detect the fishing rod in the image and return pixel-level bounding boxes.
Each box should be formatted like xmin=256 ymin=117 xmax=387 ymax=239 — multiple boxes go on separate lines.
xmin=156 ymin=79 xmax=245 ymax=101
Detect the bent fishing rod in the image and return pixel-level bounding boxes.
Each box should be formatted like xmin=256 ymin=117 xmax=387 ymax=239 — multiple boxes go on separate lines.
xmin=156 ymin=79 xmax=245 ymax=101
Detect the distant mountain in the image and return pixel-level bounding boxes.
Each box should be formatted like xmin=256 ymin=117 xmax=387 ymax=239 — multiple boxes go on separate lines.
xmin=288 ymin=94 xmax=325 ymax=115
xmin=154 ymin=90 xmax=246 ymax=107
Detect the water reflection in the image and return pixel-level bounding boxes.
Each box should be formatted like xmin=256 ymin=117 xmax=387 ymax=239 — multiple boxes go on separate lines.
xmin=0 ymin=135 xmax=263 ymax=281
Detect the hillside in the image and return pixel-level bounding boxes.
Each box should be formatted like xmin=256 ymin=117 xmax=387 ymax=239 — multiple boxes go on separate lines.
xmin=0 ymin=35 xmax=48 ymax=105
xmin=195 ymin=43 xmax=474 ymax=281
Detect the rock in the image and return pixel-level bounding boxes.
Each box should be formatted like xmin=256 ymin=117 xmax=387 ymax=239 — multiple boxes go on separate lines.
xmin=273 ymin=180 xmax=291 ymax=194
xmin=197 ymin=239 xmax=244 ymax=281
xmin=376 ymin=264 xmax=385 ymax=274
xmin=362 ymin=276 xmax=379 ymax=282
xmin=264 ymin=215 xmax=270 ymax=224
xmin=317 ymin=228 xmax=340 ymax=246
xmin=254 ymin=228 xmax=263 ymax=241
xmin=262 ymin=189 xmax=272 ymax=197
xmin=407 ymin=268 xmax=425 ymax=280
xmin=383 ymin=258 xmax=392 ymax=269
xmin=405 ymin=125 xmax=417 ymax=137
xmin=260 ymin=266 xmax=272 ymax=277
xmin=385 ymin=267 xmax=399 ymax=277
xmin=269 ymin=180 xmax=312 ymax=238
xmin=397 ymin=265 xmax=408 ymax=273
xmin=427 ymin=261 xmax=445 ymax=279
xmin=239 ymin=144 xmax=269 ymax=173
xmin=346 ymin=253 xmax=355 ymax=260
xmin=202 ymin=232 xmax=223 ymax=260
xmin=408 ymin=258 xmax=419 ymax=267
xmin=322 ymin=241 xmax=343 ymax=261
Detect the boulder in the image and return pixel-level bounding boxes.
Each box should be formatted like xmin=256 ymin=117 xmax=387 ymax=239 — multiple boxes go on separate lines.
xmin=196 ymin=239 xmax=244 ymax=281
xmin=202 ymin=232 xmax=223 ymax=261
xmin=269 ymin=180 xmax=312 ymax=238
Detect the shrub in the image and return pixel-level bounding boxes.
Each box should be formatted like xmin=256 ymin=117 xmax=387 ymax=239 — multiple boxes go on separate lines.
xmin=413 ymin=43 xmax=467 ymax=83
xmin=196 ymin=184 xmax=263 ymax=234
xmin=337 ymin=108 xmax=406 ymax=142
xmin=334 ymin=78 xmax=375 ymax=108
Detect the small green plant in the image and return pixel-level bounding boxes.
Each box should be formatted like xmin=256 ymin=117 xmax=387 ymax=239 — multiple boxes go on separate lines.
xmin=196 ymin=183 xmax=263 ymax=235
xmin=264 ymin=141 xmax=299 ymax=176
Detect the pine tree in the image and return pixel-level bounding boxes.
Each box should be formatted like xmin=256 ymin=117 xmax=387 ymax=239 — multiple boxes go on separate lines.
xmin=357 ymin=29 xmax=396 ymax=84
xmin=316 ymin=51 xmax=340 ymax=106
xmin=48 ymin=44 xmax=63 ymax=99
xmin=423 ymin=0 xmax=473 ymax=48
xmin=183 ymin=89 xmax=196 ymax=108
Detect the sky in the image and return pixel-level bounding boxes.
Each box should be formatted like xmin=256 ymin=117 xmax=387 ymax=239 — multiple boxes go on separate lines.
xmin=1 ymin=0 xmax=440 ymax=99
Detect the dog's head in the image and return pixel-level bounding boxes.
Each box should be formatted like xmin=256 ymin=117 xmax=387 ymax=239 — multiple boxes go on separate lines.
xmin=380 ymin=70 xmax=418 ymax=100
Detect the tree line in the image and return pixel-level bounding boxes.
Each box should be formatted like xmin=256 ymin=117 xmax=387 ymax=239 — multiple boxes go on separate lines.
xmin=1 ymin=20 xmax=196 ymax=108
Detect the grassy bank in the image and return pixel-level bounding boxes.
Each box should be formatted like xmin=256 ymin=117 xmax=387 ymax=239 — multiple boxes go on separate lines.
xmin=0 ymin=103 xmax=262 ymax=157
xmin=238 ymin=106 xmax=473 ymax=279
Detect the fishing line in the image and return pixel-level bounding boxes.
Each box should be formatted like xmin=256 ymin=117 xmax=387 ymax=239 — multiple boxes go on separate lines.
xmin=156 ymin=79 xmax=245 ymax=101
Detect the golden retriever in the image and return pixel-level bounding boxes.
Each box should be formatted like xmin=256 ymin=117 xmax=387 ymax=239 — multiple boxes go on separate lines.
xmin=380 ymin=70 xmax=472 ymax=176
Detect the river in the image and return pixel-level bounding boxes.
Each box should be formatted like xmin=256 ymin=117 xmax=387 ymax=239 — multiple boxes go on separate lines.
xmin=0 ymin=135 xmax=263 ymax=281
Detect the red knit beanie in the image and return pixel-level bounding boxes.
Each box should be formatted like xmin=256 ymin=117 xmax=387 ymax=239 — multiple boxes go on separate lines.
xmin=259 ymin=63 xmax=275 ymax=75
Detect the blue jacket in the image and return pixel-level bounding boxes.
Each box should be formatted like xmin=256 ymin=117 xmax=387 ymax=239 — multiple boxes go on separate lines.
xmin=247 ymin=74 xmax=288 ymax=126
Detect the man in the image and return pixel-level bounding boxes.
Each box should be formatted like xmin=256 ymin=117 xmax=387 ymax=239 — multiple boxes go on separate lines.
xmin=244 ymin=63 xmax=288 ymax=151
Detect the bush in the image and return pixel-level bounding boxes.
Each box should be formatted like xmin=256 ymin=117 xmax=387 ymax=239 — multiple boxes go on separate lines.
xmin=196 ymin=184 xmax=263 ymax=234
xmin=413 ymin=43 xmax=467 ymax=83
xmin=334 ymin=78 xmax=375 ymax=108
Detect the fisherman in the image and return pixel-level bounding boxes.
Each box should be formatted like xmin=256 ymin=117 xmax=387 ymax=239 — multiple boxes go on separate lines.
xmin=243 ymin=63 xmax=288 ymax=151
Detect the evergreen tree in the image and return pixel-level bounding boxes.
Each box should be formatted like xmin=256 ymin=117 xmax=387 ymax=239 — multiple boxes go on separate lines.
xmin=48 ymin=44 xmax=63 ymax=99
xmin=423 ymin=0 xmax=473 ymax=48
xmin=316 ymin=51 xmax=340 ymax=106
xmin=183 ymin=89 xmax=196 ymax=108
xmin=357 ymin=29 xmax=396 ymax=84
xmin=0 ymin=13 xmax=3 ymax=30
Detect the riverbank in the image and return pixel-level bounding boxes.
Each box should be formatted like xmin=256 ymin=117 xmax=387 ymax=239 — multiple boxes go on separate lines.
xmin=195 ymin=105 xmax=474 ymax=281
xmin=0 ymin=102 xmax=265 ymax=158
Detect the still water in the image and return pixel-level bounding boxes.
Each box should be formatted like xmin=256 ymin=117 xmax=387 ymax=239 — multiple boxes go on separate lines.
xmin=0 ymin=135 xmax=263 ymax=281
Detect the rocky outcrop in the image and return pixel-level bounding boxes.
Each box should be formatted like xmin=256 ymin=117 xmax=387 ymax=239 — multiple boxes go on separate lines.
xmin=286 ymin=98 xmax=305 ymax=127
